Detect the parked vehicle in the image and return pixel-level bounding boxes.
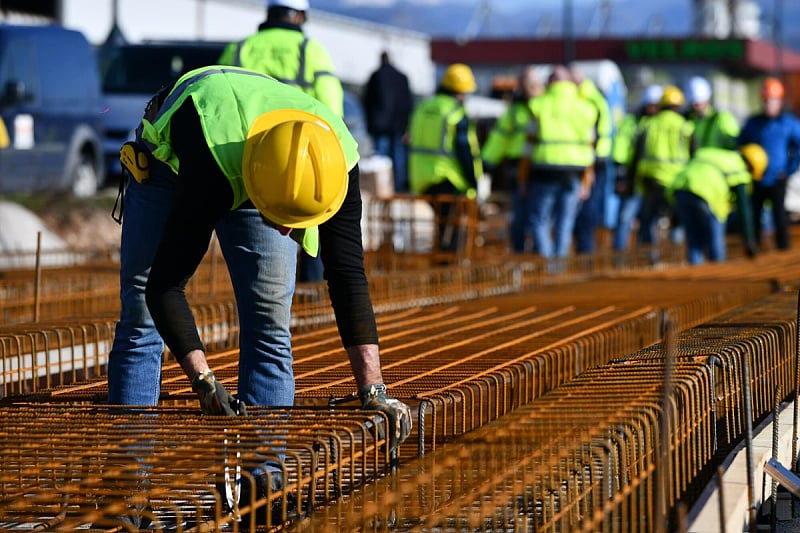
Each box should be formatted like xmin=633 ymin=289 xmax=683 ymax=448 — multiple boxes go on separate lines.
xmin=0 ymin=24 xmax=105 ymax=197
xmin=99 ymin=41 xmax=228 ymax=179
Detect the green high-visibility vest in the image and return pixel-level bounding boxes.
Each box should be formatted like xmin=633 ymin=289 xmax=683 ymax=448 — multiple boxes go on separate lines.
xmin=140 ymin=66 xmax=358 ymax=256
xmin=526 ymin=81 xmax=597 ymax=170
xmin=669 ymin=147 xmax=752 ymax=222
xmin=636 ymin=109 xmax=694 ymax=188
xmin=689 ymin=108 xmax=740 ymax=150
xmin=408 ymin=94 xmax=482 ymax=195
xmin=481 ymin=99 xmax=533 ymax=165
xmin=219 ymin=28 xmax=343 ymax=117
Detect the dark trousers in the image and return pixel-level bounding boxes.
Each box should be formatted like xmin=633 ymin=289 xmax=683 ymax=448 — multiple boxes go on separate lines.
xmin=752 ymin=180 xmax=791 ymax=250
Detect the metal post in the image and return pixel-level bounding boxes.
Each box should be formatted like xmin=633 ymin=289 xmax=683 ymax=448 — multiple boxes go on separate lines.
xmin=33 ymin=231 xmax=42 ymax=323
xmin=563 ymin=0 xmax=575 ymax=64
xmin=743 ymin=352 xmax=757 ymax=531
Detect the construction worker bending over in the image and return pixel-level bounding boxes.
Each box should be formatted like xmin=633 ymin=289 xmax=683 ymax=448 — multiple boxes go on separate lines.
xmin=408 ymin=63 xmax=483 ymax=260
xmin=668 ymin=144 xmax=765 ymax=265
xmin=481 ymin=65 xmax=542 ymax=253
xmin=107 ymin=66 xmax=411 ymax=523
xmin=517 ymin=65 xmax=598 ymax=260
xmin=630 ymin=85 xmax=695 ymax=263
xmin=219 ymin=0 xmax=343 ymax=282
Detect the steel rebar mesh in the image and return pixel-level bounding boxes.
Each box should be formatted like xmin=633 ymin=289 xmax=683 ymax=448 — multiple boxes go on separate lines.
xmin=0 ymin=404 xmax=390 ymax=531
xmin=292 ymin=292 xmax=797 ymax=532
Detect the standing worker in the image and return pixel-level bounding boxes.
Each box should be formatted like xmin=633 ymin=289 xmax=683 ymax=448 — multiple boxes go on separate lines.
xmin=571 ymin=67 xmax=613 ymax=255
xmin=611 ymin=84 xmax=662 ymax=253
xmin=106 ymin=66 xmax=412 ymax=524
xmin=738 ymin=77 xmax=800 ymax=251
xmin=517 ymin=65 xmax=598 ymax=260
xmin=408 ymin=63 xmax=483 ymax=261
xmin=630 ymin=85 xmax=695 ymax=263
xmin=363 ymin=50 xmax=413 ymax=192
xmin=219 ymin=0 xmax=342 ymax=281
xmin=668 ymin=144 xmax=764 ymax=264
xmin=684 ymin=75 xmax=740 ymax=149
xmin=481 ymin=65 xmax=542 ymax=253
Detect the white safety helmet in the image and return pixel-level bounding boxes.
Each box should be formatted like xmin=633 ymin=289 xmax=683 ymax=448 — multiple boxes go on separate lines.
xmin=685 ymin=76 xmax=712 ymax=105
xmin=268 ymin=0 xmax=309 ymax=10
xmin=640 ymin=84 xmax=663 ymax=107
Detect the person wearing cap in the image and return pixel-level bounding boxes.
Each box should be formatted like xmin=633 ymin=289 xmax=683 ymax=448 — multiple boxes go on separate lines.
xmin=408 ymin=63 xmax=483 ymax=259
xmin=684 ymin=76 xmax=740 ymax=149
xmin=219 ymin=0 xmax=342 ymax=282
xmin=738 ymin=77 xmax=800 ymax=251
xmin=481 ymin=65 xmax=543 ymax=253
xmin=611 ymin=84 xmax=662 ymax=252
xmin=630 ymin=84 xmax=695 ymax=263
xmin=668 ymin=144 xmax=765 ymax=265
xmin=106 ymin=66 xmax=412 ymax=521
xmin=517 ymin=65 xmax=598 ymax=260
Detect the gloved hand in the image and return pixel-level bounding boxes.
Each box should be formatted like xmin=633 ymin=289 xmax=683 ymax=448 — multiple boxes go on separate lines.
xmin=192 ymin=370 xmax=247 ymax=416
xmin=745 ymin=240 xmax=759 ymax=259
xmin=358 ymin=383 xmax=412 ymax=452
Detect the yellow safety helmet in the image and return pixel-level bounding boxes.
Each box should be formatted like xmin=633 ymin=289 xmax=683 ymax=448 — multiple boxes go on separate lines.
xmin=740 ymin=143 xmax=768 ymax=181
xmin=660 ymin=85 xmax=685 ymax=107
xmin=441 ymin=63 xmax=477 ymax=94
xmin=242 ymin=109 xmax=348 ymax=229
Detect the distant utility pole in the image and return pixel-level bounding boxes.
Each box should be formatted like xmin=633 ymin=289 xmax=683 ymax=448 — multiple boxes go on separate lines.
xmin=563 ymin=0 xmax=575 ymax=63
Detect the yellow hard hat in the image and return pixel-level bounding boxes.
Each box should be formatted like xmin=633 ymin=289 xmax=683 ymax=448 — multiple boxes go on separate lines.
xmin=660 ymin=85 xmax=685 ymax=107
xmin=740 ymin=143 xmax=768 ymax=181
xmin=441 ymin=63 xmax=477 ymax=94
xmin=242 ymin=109 xmax=348 ymax=229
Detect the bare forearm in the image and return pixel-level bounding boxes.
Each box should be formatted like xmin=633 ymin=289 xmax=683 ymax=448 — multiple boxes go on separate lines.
xmin=346 ymin=344 xmax=383 ymax=388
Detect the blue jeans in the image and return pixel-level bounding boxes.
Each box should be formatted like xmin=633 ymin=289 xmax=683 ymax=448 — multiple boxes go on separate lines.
xmin=573 ymin=162 xmax=609 ymax=254
xmin=509 ymin=186 xmax=528 ymax=253
xmin=526 ymin=174 xmax=582 ymax=258
xmin=373 ymin=133 xmax=408 ymax=193
xmin=107 ymin=174 xmax=298 ymax=408
xmin=613 ymin=195 xmax=642 ymax=251
xmin=674 ymin=190 xmax=725 ymax=265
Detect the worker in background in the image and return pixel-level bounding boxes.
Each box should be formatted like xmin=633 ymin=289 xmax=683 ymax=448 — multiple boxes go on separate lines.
xmin=611 ymin=84 xmax=662 ymax=253
xmin=684 ymin=76 xmax=740 ymax=149
xmin=517 ymin=65 xmax=598 ymax=260
xmin=106 ymin=66 xmax=411 ymax=526
xmin=630 ymin=85 xmax=695 ymax=263
xmin=668 ymin=144 xmax=765 ymax=265
xmin=363 ymin=50 xmax=413 ymax=193
xmin=481 ymin=65 xmax=542 ymax=253
xmin=408 ymin=63 xmax=483 ymax=261
xmin=738 ymin=77 xmax=800 ymax=251
xmin=571 ymin=66 xmax=613 ymax=255
xmin=218 ymin=0 xmax=342 ymax=282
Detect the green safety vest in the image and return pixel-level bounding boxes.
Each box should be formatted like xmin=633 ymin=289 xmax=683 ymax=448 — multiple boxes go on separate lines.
xmin=689 ymin=108 xmax=740 ymax=150
xmin=669 ymin=147 xmax=752 ymax=222
xmin=408 ymin=94 xmax=482 ymax=195
xmin=140 ymin=66 xmax=359 ymax=256
xmin=526 ymin=81 xmax=598 ymax=170
xmin=218 ymin=27 xmax=343 ymax=117
xmin=579 ymin=79 xmax=613 ymax=159
xmin=612 ymin=113 xmax=653 ymax=168
xmin=636 ymin=109 xmax=694 ymax=188
xmin=481 ymin=99 xmax=532 ymax=165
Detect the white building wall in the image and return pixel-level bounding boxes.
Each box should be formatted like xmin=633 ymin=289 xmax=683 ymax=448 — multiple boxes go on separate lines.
xmin=59 ymin=0 xmax=434 ymax=95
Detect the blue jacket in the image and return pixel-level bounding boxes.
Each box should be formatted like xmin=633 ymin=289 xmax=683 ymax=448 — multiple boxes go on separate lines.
xmin=738 ymin=112 xmax=800 ymax=187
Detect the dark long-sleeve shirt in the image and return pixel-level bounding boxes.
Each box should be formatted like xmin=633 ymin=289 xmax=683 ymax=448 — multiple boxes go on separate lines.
xmin=144 ymin=99 xmax=378 ymax=360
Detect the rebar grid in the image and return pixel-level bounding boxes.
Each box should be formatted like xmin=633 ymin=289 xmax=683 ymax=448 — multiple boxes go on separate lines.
xmin=0 ymin=404 xmax=391 ymax=531
xmin=292 ymin=294 xmax=796 ymax=532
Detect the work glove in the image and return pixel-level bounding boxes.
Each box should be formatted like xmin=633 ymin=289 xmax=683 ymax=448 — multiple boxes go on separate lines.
xmin=745 ymin=241 xmax=759 ymax=260
xmin=358 ymin=383 xmax=412 ymax=452
xmin=192 ymin=370 xmax=247 ymax=416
